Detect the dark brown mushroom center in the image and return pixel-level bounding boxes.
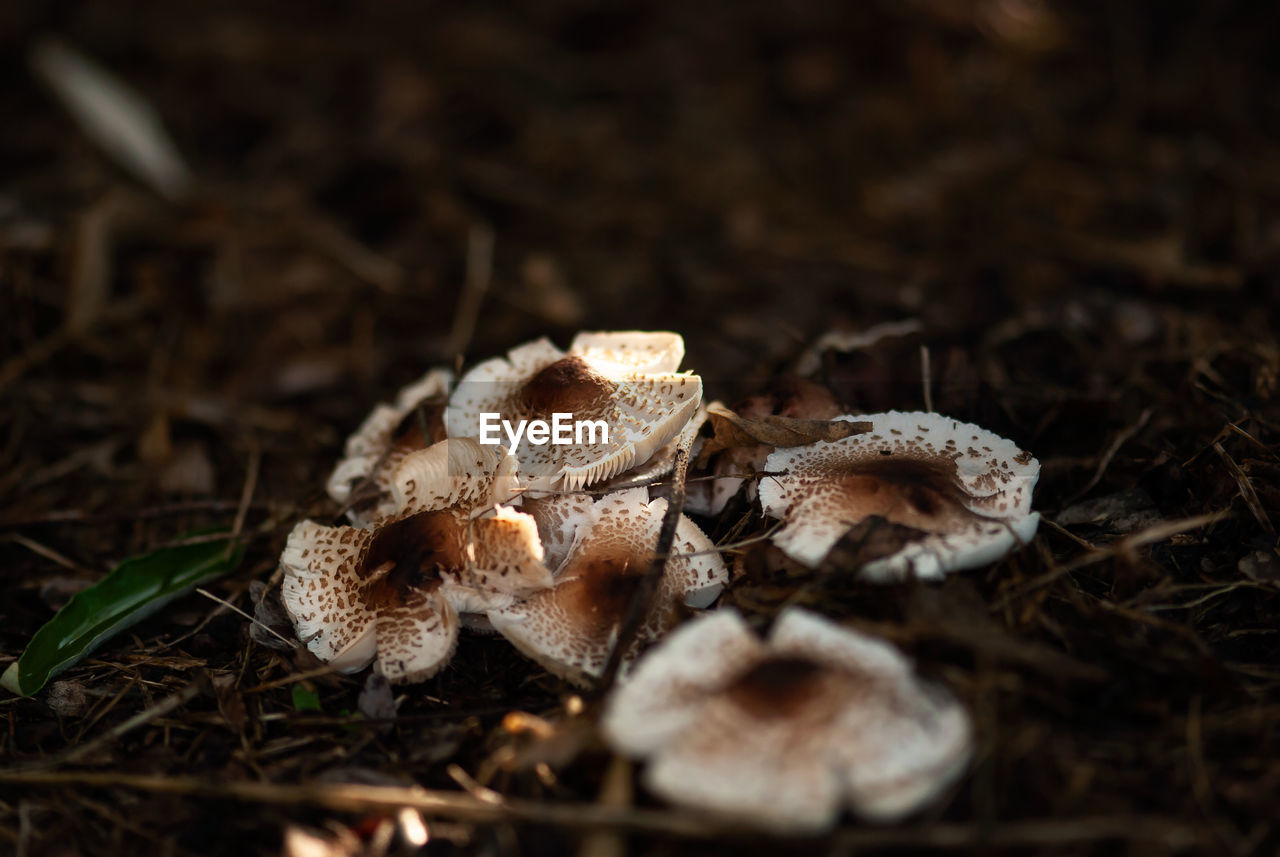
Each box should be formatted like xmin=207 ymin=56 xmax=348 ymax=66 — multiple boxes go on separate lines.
xmin=837 ymin=456 xmax=971 ymax=530
xmin=561 ymin=549 xmax=650 ymax=639
xmin=358 ymin=510 xmax=463 ymax=609
xmin=725 ymin=656 xmax=828 ymax=719
xmin=516 ymin=355 xmax=614 ymax=418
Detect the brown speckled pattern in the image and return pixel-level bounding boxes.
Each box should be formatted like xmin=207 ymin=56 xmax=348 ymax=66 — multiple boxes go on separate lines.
xmin=602 ymin=609 xmax=972 ymax=832
xmin=282 ymin=442 xmax=549 ymax=684
xmin=445 ymin=333 xmax=702 ymax=491
xmin=520 ymin=492 xmax=595 ymax=574
xmin=487 ymin=487 xmax=728 ymax=686
xmin=759 ymin=411 xmax=1040 ymax=579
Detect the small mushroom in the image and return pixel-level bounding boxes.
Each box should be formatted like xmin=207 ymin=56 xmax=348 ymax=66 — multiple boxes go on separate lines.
xmin=281 ymin=439 xmax=550 ymax=683
xmin=446 ymin=332 xmax=702 ymax=491
xmin=602 ymin=608 xmax=972 ymax=832
xmin=758 ymin=411 xmax=1040 ymax=580
xmin=326 ymin=368 xmax=452 ymax=524
xmin=487 ymin=487 xmax=728 ymax=686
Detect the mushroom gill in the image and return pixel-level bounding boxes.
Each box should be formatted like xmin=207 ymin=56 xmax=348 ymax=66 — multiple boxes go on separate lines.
xmin=326 ymin=367 xmax=452 ymax=525
xmin=446 ymin=333 xmax=703 ymax=491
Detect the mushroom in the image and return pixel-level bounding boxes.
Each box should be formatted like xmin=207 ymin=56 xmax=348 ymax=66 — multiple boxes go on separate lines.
xmin=281 ymin=439 xmax=550 ymax=683
xmin=486 ymin=487 xmax=728 ymax=686
xmin=602 ymin=608 xmax=972 ymax=832
xmin=446 ymin=332 xmax=702 ymax=491
xmin=326 ymin=368 xmax=452 ymax=524
xmin=758 ymin=411 xmax=1040 ymax=580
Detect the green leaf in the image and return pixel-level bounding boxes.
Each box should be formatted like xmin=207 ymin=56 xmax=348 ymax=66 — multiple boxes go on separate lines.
xmin=291 ymin=684 xmax=322 ymax=712
xmin=1 ymin=532 xmax=243 ymax=697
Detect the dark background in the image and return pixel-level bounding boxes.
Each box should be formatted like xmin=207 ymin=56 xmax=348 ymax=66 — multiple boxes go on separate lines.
xmin=2 ymin=1 xmax=1279 ymax=855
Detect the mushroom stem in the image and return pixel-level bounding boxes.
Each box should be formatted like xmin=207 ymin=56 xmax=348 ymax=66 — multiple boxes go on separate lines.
xmin=596 ymin=433 xmax=695 ymax=693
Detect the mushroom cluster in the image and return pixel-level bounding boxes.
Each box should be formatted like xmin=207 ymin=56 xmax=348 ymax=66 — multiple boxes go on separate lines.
xmin=282 ymin=332 xmax=727 ymax=686
xmin=276 ymin=327 xmax=1043 ymax=831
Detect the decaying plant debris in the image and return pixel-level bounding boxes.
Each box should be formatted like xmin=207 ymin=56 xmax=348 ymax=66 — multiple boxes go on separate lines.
xmin=3 ymin=1 xmax=1280 ymax=855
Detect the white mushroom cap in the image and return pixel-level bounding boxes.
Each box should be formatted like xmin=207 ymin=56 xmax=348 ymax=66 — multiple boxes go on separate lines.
xmin=758 ymin=411 xmax=1040 ymax=579
xmin=567 ymin=331 xmax=686 ymax=373
xmin=280 ymin=441 xmax=549 ymax=684
xmin=486 ymin=487 xmax=728 ymax=686
xmin=602 ymin=608 xmax=972 ymax=832
xmin=326 ymin=368 xmax=453 ymax=524
xmin=445 ymin=334 xmax=702 ymax=491
xmin=280 ymin=503 xmax=549 ymax=683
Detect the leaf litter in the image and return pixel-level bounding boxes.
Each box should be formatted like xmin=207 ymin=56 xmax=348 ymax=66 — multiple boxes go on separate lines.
xmin=2 ymin=1 xmax=1280 ymax=855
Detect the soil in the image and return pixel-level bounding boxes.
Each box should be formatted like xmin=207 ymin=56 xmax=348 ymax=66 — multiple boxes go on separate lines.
xmin=2 ymin=1 xmax=1279 ymax=855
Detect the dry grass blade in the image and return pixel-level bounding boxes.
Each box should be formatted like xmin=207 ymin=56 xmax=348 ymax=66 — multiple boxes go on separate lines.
xmin=994 ymin=510 xmax=1231 ymax=609
xmin=1212 ymin=442 xmax=1274 ymax=532
xmin=30 ymin=40 xmax=190 ymax=199
xmin=0 ymin=770 xmax=1211 ymax=847
xmin=17 ymin=678 xmax=207 ymax=770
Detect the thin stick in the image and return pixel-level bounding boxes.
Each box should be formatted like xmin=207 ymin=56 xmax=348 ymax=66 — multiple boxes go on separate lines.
xmin=194 ymin=587 xmax=299 ymax=650
xmin=7 ymin=533 xmax=99 ymax=576
xmin=993 ymin=510 xmax=1229 ymax=609
xmin=596 ymin=438 xmax=694 ymax=693
xmin=920 ymin=343 xmax=933 ymax=413
xmin=445 ymin=224 xmax=494 ymax=360
xmin=227 ymin=442 xmax=260 ymax=559
xmin=0 ymin=770 xmax=1209 ymax=848
xmin=20 ymin=678 xmax=206 ymax=770
xmin=0 ymin=500 xmax=272 ymax=529
xmin=1064 ymin=407 xmax=1151 ymax=505
xmin=1212 ymin=441 xmax=1273 ymax=532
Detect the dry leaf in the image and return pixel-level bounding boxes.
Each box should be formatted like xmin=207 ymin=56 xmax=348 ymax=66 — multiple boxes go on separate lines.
xmin=698 ymin=401 xmax=870 ymax=465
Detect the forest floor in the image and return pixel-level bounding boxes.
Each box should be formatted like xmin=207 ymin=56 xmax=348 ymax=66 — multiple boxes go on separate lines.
xmin=2 ymin=1 xmax=1279 ymax=855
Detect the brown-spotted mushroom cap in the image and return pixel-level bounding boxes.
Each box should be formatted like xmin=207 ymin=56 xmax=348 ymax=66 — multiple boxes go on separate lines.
xmin=758 ymin=411 xmax=1040 ymax=580
xmin=519 ymin=492 xmax=596 ymax=574
xmin=280 ymin=442 xmax=550 ymax=683
xmin=602 ymin=608 xmax=972 ymax=832
xmin=445 ymin=333 xmax=702 ymax=491
xmin=326 ymin=368 xmax=452 ymax=524
xmin=486 ymin=487 xmax=728 ymax=686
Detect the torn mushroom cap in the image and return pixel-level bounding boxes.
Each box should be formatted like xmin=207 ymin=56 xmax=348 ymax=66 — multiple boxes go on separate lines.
xmin=758 ymin=411 xmax=1040 ymax=580
xmin=280 ymin=443 xmax=549 ymax=684
xmin=486 ymin=487 xmax=728 ymax=687
xmin=602 ymin=608 xmax=972 ymax=832
xmin=445 ymin=332 xmax=702 ymax=491
xmin=326 ymin=367 xmax=453 ymax=524
xmin=388 ymin=437 xmax=522 ymax=519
